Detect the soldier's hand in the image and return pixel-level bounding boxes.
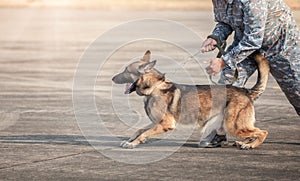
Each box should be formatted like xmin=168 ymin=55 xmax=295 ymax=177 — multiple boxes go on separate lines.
xmin=205 ymin=58 xmax=226 ymax=76
xmin=201 ymin=38 xmax=217 ymax=53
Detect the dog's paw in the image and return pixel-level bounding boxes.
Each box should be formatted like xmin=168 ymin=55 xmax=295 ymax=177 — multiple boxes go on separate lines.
xmin=120 ymin=140 xmax=136 ymax=149
xmin=120 ymin=140 xmax=127 ymax=147
xmin=234 ymin=141 xmax=243 ymax=147
xmin=240 ymin=144 xmax=251 ymax=150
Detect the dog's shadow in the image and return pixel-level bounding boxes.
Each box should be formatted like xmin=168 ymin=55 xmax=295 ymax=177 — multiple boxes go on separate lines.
xmin=1 ymin=135 xmax=298 ymax=148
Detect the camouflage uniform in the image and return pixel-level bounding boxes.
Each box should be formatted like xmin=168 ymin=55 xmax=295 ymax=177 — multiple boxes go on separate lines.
xmin=212 ymin=0 xmax=300 ymax=115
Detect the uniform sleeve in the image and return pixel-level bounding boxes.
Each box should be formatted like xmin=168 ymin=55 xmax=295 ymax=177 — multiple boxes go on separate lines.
xmin=221 ymin=0 xmax=268 ymax=70
xmin=212 ymin=22 xmax=233 ymax=42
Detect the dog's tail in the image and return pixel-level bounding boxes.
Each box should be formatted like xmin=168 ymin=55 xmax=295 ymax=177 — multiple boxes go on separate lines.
xmin=248 ymin=53 xmax=270 ymax=101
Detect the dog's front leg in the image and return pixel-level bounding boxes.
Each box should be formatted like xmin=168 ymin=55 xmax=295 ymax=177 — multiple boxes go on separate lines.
xmin=121 ymin=113 xmax=176 ymax=149
xmin=120 ymin=123 xmax=154 ymax=148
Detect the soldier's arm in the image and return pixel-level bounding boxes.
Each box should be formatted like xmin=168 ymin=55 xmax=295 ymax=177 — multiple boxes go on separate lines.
xmin=212 ymin=22 xmax=233 ymax=43
xmin=221 ymin=0 xmax=268 ymax=70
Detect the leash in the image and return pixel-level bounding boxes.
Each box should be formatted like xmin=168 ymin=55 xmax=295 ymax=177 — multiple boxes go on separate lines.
xmin=207 ymin=35 xmax=239 ymax=85
xmin=171 ymin=50 xmax=201 ymax=75
xmin=172 ymin=35 xmax=235 ymax=85
xmin=207 ymin=35 xmax=227 ymax=85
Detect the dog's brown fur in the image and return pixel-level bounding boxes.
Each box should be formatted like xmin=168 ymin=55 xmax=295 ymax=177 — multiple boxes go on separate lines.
xmin=119 ymin=51 xmax=269 ymax=149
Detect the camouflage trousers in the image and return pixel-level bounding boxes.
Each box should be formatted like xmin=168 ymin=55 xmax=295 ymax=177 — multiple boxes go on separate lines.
xmin=219 ymin=51 xmax=300 ymax=116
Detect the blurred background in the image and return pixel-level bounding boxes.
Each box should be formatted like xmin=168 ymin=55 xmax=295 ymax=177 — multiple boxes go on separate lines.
xmin=0 ymin=0 xmax=299 ymax=10
xmin=0 ymin=0 xmax=299 ymax=136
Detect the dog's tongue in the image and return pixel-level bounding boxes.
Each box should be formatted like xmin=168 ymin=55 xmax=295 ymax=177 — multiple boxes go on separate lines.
xmin=124 ymin=83 xmax=132 ymax=94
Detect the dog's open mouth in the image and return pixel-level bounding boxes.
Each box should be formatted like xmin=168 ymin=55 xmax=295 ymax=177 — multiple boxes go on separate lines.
xmin=124 ymin=81 xmax=137 ymax=94
xmin=124 ymin=83 xmax=132 ymax=94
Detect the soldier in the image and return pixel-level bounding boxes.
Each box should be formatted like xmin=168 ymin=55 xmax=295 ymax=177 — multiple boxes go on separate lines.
xmin=199 ymin=0 xmax=300 ymax=148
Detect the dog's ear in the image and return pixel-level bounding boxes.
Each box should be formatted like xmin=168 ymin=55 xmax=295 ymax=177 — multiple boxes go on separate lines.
xmin=141 ymin=50 xmax=151 ymax=62
xmin=138 ymin=60 xmax=156 ymax=74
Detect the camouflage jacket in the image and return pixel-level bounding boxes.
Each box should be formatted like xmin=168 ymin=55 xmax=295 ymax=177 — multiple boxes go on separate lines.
xmin=212 ymin=0 xmax=300 ymax=71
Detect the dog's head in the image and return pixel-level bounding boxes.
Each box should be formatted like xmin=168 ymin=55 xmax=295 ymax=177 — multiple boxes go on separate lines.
xmin=126 ymin=71 xmax=166 ymax=96
xmin=112 ymin=50 xmax=152 ymax=84
xmin=112 ymin=50 xmax=157 ymax=93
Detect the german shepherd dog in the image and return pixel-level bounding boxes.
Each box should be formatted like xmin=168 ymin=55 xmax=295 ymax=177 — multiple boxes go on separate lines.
xmin=112 ymin=50 xmax=269 ymax=149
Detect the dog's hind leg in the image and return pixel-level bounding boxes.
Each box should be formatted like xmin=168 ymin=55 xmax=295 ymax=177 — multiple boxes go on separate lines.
xmin=236 ymin=129 xmax=268 ymax=149
xmin=234 ymin=137 xmax=256 ymax=147
xmin=224 ymin=101 xmax=268 ymax=149
xmin=121 ymin=112 xmax=176 ymax=149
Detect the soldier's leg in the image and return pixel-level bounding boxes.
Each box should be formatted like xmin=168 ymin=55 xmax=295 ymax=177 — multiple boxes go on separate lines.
xmin=270 ymin=15 xmax=300 ymax=116
xmin=269 ymin=55 xmax=300 ymax=116
xmin=199 ymin=130 xmax=218 ymax=148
